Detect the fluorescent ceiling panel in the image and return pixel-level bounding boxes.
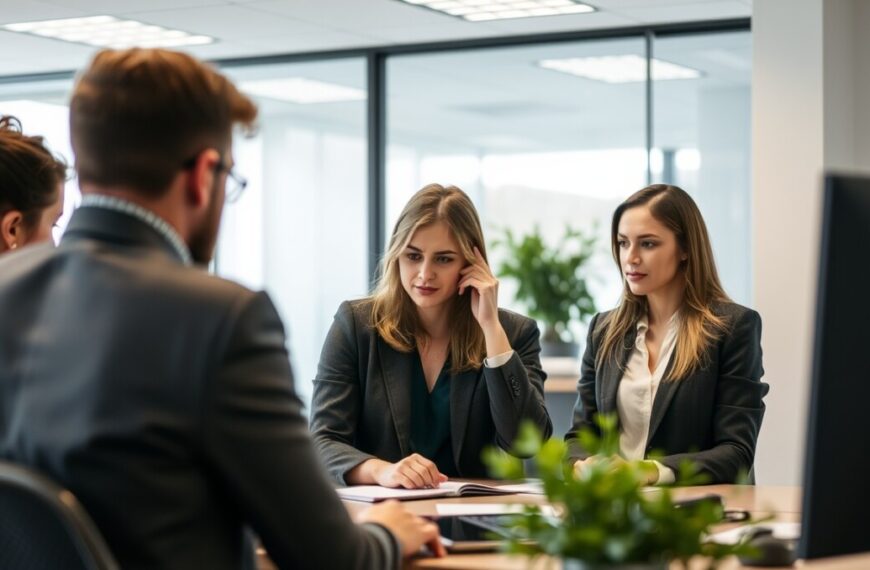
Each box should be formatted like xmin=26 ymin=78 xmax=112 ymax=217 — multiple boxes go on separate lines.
xmin=398 ymin=0 xmax=594 ymax=21
xmin=1 ymin=16 xmax=214 ymax=49
xmin=240 ymin=78 xmax=366 ymax=104
xmin=539 ymin=55 xmax=702 ymax=83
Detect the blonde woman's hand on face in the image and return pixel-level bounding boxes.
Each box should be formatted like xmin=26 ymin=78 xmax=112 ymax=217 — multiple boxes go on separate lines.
xmin=356 ymin=500 xmax=447 ymax=558
xmin=458 ymin=246 xmax=500 ymax=329
xmin=372 ymin=453 xmax=448 ymax=489
xmin=459 ymin=247 xmax=513 ymax=358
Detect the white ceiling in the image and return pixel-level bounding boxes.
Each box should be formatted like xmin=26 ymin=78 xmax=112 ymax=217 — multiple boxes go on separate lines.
xmin=0 ymin=0 xmax=751 ymax=77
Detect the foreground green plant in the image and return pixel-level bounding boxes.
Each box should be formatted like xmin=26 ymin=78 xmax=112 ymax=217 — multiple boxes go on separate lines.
xmin=483 ymin=416 xmax=755 ymax=568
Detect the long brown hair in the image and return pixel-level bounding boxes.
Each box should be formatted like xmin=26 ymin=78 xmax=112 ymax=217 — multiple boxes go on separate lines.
xmin=370 ymin=184 xmax=486 ymax=373
xmin=597 ymin=184 xmax=731 ymax=381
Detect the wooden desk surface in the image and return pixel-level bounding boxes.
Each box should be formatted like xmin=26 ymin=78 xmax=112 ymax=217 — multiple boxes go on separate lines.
xmin=544 ymin=375 xmax=577 ymax=393
xmin=337 ymin=485 xmax=870 ymax=570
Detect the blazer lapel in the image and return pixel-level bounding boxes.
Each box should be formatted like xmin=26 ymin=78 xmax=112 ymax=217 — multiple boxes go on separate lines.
xmin=449 ymin=368 xmax=479 ymax=465
xmin=376 ymin=338 xmax=413 ymax=457
xmin=647 ymin=353 xmax=680 ymax=446
xmin=600 ymin=327 xmax=637 ymax=413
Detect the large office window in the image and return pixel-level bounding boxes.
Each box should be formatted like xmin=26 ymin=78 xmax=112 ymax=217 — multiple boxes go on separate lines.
xmin=386 ymin=30 xmax=753 ymax=333
xmin=387 ymin=37 xmax=645 ymax=341
xmin=219 ymin=59 xmax=368 ymax=409
xmin=0 ymin=22 xmax=750 ymax=410
xmin=652 ymin=31 xmax=752 ymax=304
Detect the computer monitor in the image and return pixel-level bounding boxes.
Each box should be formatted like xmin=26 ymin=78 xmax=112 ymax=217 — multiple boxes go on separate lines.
xmin=799 ymin=173 xmax=870 ymax=559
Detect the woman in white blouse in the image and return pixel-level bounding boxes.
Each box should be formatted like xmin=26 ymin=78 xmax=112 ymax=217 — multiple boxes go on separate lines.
xmin=566 ymin=184 xmax=768 ymax=484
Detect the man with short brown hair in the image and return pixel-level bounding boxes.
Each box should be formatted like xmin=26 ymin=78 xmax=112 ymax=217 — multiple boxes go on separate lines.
xmin=0 ymin=48 xmax=442 ymax=569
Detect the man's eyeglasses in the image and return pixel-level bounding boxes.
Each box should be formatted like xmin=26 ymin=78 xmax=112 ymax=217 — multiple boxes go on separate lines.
xmin=216 ymin=161 xmax=248 ymax=203
xmin=182 ymin=154 xmax=248 ymax=203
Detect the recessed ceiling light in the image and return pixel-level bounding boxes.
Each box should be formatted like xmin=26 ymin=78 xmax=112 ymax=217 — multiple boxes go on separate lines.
xmin=397 ymin=0 xmax=594 ymax=21
xmin=240 ymin=78 xmax=366 ymax=104
xmin=1 ymin=16 xmax=214 ymax=49
xmin=539 ymin=55 xmax=702 ymax=83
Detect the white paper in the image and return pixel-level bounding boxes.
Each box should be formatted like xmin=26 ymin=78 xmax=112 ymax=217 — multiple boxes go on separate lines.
xmin=336 ymin=485 xmax=450 ymax=501
xmin=495 ymin=481 xmax=545 ymax=495
xmin=435 ymin=503 xmax=557 ymax=517
xmin=709 ymin=522 xmax=801 ymax=545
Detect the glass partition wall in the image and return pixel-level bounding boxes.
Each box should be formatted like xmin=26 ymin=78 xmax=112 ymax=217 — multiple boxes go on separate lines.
xmin=219 ymin=60 xmax=369 ymax=407
xmin=0 ymin=22 xmax=751 ymax=412
xmin=652 ymin=31 xmax=752 ymax=304
xmin=387 ymin=37 xmax=647 ymax=332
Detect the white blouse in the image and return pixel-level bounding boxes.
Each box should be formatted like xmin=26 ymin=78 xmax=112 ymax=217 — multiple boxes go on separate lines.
xmin=616 ymin=313 xmax=678 ymax=484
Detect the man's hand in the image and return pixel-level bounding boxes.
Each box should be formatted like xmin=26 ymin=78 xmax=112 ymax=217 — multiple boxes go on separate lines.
xmin=357 ymin=501 xmax=446 ymax=558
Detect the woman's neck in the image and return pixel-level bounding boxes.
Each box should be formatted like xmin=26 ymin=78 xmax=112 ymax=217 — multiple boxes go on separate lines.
xmin=417 ymin=304 xmax=451 ymax=343
xmin=646 ymin=278 xmax=686 ymax=327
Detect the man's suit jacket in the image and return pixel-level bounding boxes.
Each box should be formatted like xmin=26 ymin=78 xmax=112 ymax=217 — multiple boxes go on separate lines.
xmin=310 ymin=299 xmax=553 ymax=484
xmin=566 ymin=302 xmax=768 ymax=483
xmin=0 ymin=206 xmax=398 ymax=570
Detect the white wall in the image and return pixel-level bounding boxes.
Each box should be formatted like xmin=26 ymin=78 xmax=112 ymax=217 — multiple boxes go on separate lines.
xmin=752 ymin=0 xmax=870 ymax=485
xmin=752 ymin=0 xmax=824 ymax=486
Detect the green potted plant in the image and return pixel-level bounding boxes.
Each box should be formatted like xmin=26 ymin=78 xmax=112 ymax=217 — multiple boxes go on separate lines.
xmin=484 ymin=416 xmax=756 ymax=570
xmin=492 ymin=224 xmax=597 ymax=357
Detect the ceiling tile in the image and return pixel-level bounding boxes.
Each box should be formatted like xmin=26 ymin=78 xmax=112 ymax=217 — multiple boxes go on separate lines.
xmin=611 ymin=1 xmax=750 ymax=23
xmin=0 ymin=30 xmax=96 ymax=61
xmin=40 ymin=0 xmax=230 ymax=13
xmin=245 ymin=0 xmax=453 ymax=29
xmin=482 ymin=10 xmax=639 ymax=34
xmin=0 ymin=0 xmax=88 ymax=24
xmin=362 ymin=22 xmax=505 ymax=44
xmin=115 ymin=4 xmax=326 ymax=40
xmin=192 ymin=31 xmax=381 ymax=59
xmin=589 ymin=0 xmax=724 ymax=8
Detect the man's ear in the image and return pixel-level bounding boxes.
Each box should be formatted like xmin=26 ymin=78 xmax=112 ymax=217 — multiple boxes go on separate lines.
xmin=185 ymin=148 xmax=221 ymax=209
xmin=0 ymin=209 xmax=23 ymax=250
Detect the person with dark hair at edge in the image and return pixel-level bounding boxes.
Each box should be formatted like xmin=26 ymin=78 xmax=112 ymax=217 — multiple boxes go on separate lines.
xmin=0 ymin=115 xmax=66 ymax=252
xmin=0 ymin=48 xmax=443 ymax=570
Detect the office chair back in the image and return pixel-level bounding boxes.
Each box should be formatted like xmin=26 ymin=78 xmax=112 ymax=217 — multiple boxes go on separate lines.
xmin=0 ymin=460 xmax=119 ymax=570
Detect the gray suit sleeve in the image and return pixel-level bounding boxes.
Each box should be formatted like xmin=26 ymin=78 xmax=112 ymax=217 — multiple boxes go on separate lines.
xmin=201 ymin=292 xmax=397 ymax=570
xmin=565 ymin=312 xmax=601 ymax=463
xmin=309 ymin=301 xmax=378 ymax=485
xmin=483 ymin=315 xmax=553 ymax=453
xmin=657 ymin=309 xmax=769 ymax=483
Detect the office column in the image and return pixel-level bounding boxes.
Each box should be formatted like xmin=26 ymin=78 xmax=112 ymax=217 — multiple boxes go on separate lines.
xmin=752 ymin=0 xmax=870 ymax=485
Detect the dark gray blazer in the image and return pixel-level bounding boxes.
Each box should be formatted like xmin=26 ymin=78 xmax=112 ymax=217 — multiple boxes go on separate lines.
xmin=566 ymin=302 xmax=768 ymax=484
xmin=0 ymin=206 xmax=398 ymax=570
xmin=310 ymin=299 xmax=553 ymax=484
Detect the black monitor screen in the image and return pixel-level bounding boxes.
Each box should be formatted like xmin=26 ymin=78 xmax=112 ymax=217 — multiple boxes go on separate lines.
xmin=799 ymin=174 xmax=870 ymax=559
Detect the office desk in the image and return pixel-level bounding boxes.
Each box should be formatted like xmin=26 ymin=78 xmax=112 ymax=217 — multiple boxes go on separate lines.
xmin=338 ymin=485 xmax=870 ymax=570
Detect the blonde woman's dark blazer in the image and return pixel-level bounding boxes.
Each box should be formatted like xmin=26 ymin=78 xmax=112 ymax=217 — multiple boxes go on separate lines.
xmin=310 ymin=299 xmax=553 ymax=485
xmin=566 ymin=302 xmax=768 ymax=484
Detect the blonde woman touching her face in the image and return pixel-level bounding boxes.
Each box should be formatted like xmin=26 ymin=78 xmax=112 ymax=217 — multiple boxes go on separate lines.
xmin=566 ymin=184 xmax=768 ymax=485
xmin=311 ymin=184 xmax=552 ymax=489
